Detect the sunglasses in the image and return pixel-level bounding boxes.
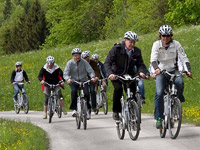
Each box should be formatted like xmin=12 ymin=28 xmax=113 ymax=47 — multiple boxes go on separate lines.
xmin=161 ymin=35 xmax=171 ymax=37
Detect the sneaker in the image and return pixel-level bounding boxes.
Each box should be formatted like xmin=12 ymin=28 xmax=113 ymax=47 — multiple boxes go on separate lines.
xmin=87 ymin=109 xmax=91 ymax=120
xmin=156 ymin=117 xmax=163 ymax=129
xmin=113 ymin=112 xmax=120 ymax=121
xmin=43 ymin=114 xmax=47 ymax=119
xmin=92 ymin=108 xmax=97 ymax=113
xmin=72 ymin=110 xmax=77 ymax=117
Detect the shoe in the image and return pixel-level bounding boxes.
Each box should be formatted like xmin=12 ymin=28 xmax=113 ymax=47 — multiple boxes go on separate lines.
xmin=92 ymin=108 xmax=97 ymax=113
xmin=43 ymin=114 xmax=47 ymax=119
xmin=140 ymin=98 xmax=146 ymax=104
xmin=87 ymin=109 xmax=91 ymax=120
xmin=72 ymin=110 xmax=77 ymax=117
xmin=156 ymin=117 xmax=163 ymax=129
xmin=113 ymin=112 xmax=120 ymax=121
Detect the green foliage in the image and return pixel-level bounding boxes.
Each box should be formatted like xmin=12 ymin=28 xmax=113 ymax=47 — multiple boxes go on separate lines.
xmin=165 ymin=0 xmax=200 ymax=26
xmin=3 ymin=0 xmax=12 ymax=20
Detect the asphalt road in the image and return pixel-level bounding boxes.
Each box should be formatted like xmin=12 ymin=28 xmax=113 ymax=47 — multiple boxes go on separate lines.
xmin=0 ymin=111 xmax=199 ymax=150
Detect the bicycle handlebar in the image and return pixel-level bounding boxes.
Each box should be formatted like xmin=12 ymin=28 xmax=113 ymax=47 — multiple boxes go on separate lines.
xmin=43 ymin=81 xmax=61 ymax=88
xmin=71 ymin=80 xmax=91 ymax=86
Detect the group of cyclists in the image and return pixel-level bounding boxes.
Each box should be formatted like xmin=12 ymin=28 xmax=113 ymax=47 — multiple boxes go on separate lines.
xmin=11 ymin=24 xmax=192 ymax=130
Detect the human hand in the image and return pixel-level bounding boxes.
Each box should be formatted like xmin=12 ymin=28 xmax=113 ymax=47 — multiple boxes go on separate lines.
xmin=67 ymin=79 xmax=72 ymax=84
xmin=187 ymin=72 xmax=192 ymax=78
xmin=155 ymin=68 xmax=161 ymax=75
xmin=108 ymin=74 xmax=115 ymax=80
xmin=41 ymin=80 xmax=44 ymax=84
xmin=12 ymin=82 xmax=16 ymax=85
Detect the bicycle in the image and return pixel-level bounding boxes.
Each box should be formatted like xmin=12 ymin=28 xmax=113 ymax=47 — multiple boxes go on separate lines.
xmin=159 ymin=70 xmax=183 ymax=139
xmin=115 ymin=74 xmax=140 ymax=140
xmin=72 ymin=80 xmax=90 ymax=130
xmin=95 ymin=78 xmax=108 ymax=115
xmin=14 ymin=82 xmax=29 ymax=114
xmin=44 ymin=82 xmax=62 ymax=123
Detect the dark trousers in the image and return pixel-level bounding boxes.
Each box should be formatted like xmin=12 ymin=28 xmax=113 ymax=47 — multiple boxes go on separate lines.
xmin=69 ymin=82 xmax=91 ymax=110
xmin=111 ymin=80 xmax=136 ymax=113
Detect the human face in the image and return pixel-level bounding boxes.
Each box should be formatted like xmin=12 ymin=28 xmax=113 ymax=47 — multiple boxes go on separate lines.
xmin=84 ymin=57 xmax=90 ymax=62
xmin=72 ymin=53 xmax=81 ymax=62
xmin=125 ymin=39 xmax=135 ymax=50
xmin=16 ymin=65 xmax=21 ymax=71
xmin=47 ymin=63 xmax=54 ymax=69
xmin=93 ymin=59 xmax=98 ymax=63
xmin=161 ymin=35 xmax=172 ymax=46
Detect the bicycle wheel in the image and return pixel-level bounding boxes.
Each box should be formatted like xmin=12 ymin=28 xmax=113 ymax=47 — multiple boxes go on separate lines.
xmin=23 ymin=94 xmax=29 ymax=114
xmin=127 ymin=100 xmax=140 ymax=140
xmin=168 ymin=97 xmax=182 ymax=139
xmin=116 ymin=117 xmax=125 ymax=140
xmin=82 ymin=99 xmax=87 ymax=130
xmin=160 ymin=118 xmax=167 ymax=138
xmin=56 ymin=100 xmax=62 ymax=118
xmin=14 ymin=103 xmax=20 ymax=114
xmin=48 ymin=97 xmax=53 ymax=123
xmin=102 ymin=92 xmax=108 ymax=115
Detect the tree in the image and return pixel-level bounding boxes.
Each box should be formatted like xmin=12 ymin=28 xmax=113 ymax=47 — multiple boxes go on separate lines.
xmin=3 ymin=0 xmax=12 ymax=20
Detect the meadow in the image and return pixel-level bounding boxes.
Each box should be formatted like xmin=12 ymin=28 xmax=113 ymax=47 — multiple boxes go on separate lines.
xmin=0 ymin=25 xmax=200 ymax=125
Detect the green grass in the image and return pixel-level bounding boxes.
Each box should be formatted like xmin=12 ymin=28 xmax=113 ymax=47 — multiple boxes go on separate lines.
xmin=0 ymin=25 xmax=200 ymax=125
xmin=0 ymin=118 xmax=49 ymax=150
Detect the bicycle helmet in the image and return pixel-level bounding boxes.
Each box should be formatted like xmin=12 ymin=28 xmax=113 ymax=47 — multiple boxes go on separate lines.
xmin=124 ymin=31 xmax=138 ymax=41
xmin=91 ymin=54 xmax=99 ymax=60
xmin=159 ymin=25 xmax=173 ymax=36
xmin=71 ymin=48 xmax=82 ymax=55
xmin=81 ymin=51 xmax=90 ymax=58
xmin=15 ymin=62 xmax=22 ymax=66
xmin=46 ymin=56 xmax=55 ymax=65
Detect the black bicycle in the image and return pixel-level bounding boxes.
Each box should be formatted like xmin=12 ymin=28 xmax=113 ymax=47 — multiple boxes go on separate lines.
xmin=115 ymin=74 xmax=140 ymax=140
xmin=14 ymin=82 xmax=29 ymax=114
xmin=44 ymin=82 xmax=62 ymax=123
xmin=160 ymin=70 xmax=184 ymax=139
xmin=73 ymin=80 xmax=90 ymax=130
xmin=95 ymin=78 xmax=108 ymax=115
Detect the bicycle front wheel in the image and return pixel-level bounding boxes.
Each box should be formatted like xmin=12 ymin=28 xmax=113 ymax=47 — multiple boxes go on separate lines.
xmin=116 ymin=118 xmax=125 ymax=140
xmin=102 ymin=92 xmax=108 ymax=115
xmin=160 ymin=118 xmax=167 ymax=138
xmin=14 ymin=103 xmax=20 ymax=114
xmin=168 ymin=97 xmax=182 ymax=139
xmin=23 ymin=94 xmax=29 ymax=114
xmin=127 ymin=100 xmax=140 ymax=140
xmin=48 ymin=97 xmax=53 ymax=123
xmin=82 ymin=99 xmax=87 ymax=130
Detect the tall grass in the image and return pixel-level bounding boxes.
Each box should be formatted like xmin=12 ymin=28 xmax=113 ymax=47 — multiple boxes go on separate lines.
xmin=0 ymin=25 xmax=199 ymax=125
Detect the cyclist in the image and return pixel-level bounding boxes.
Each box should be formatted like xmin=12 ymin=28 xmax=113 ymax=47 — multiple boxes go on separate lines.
xmin=150 ymin=25 xmax=192 ymax=129
xmin=105 ymin=31 xmax=150 ymax=120
xmin=91 ymin=54 xmax=108 ymax=92
xmin=11 ymin=62 xmax=31 ymax=104
xmin=38 ymin=56 xmax=65 ymax=119
xmin=81 ymin=51 xmax=99 ymax=113
xmin=63 ymin=48 xmax=96 ymax=119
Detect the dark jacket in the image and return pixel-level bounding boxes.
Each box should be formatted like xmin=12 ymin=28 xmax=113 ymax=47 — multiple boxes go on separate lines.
xmin=98 ymin=61 xmax=107 ymax=79
xmin=104 ymin=41 xmax=149 ymax=77
xmin=11 ymin=69 xmax=29 ymax=83
xmin=38 ymin=64 xmax=64 ymax=85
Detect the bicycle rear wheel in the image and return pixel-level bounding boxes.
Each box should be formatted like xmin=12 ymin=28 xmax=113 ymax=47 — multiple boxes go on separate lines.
xmin=23 ymin=94 xmax=29 ymax=114
xmin=82 ymin=99 xmax=87 ymax=130
xmin=116 ymin=119 xmax=125 ymax=140
xmin=168 ymin=97 xmax=182 ymax=139
xmin=48 ymin=97 xmax=53 ymax=123
xmin=102 ymin=92 xmax=108 ymax=115
xmin=127 ymin=100 xmax=140 ymax=140
xmin=57 ymin=100 xmax=62 ymax=118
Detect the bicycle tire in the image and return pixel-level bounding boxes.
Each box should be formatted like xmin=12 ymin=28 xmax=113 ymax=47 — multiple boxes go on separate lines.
xmin=48 ymin=97 xmax=53 ymax=123
xmin=23 ymin=94 xmax=29 ymax=114
xmin=168 ymin=97 xmax=182 ymax=139
xmin=160 ymin=118 xmax=167 ymax=138
xmin=82 ymin=99 xmax=87 ymax=130
xmin=127 ymin=100 xmax=140 ymax=140
xmin=14 ymin=104 xmax=20 ymax=114
xmin=57 ymin=100 xmax=62 ymax=118
xmin=102 ymin=92 xmax=108 ymax=115
xmin=116 ymin=119 xmax=125 ymax=140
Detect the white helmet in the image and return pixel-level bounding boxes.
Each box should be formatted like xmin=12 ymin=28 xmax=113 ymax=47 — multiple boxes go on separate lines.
xmin=81 ymin=51 xmax=90 ymax=58
xmin=159 ymin=25 xmax=173 ymax=36
xmin=15 ymin=62 xmax=22 ymax=66
xmin=124 ymin=31 xmax=138 ymax=41
xmin=46 ymin=56 xmax=55 ymax=65
xmin=92 ymin=54 xmax=99 ymax=60
xmin=71 ymin=48 xmax=82 ymax=55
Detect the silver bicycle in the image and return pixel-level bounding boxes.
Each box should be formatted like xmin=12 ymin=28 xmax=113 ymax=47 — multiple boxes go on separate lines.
xmin=73 ymin=80 xmax=90 ymax=130
xmin=14 ymin=82 xmax=29 ymax=114
xmin=95 ymin=78 xmax=108 ymax=115
xmin=44 ymin=82 xmax=62 ymax=123
xmin=160 ymin=70 xmax=183 ymax=139
xmin=115 ymin=74 xmax=140 ymax=141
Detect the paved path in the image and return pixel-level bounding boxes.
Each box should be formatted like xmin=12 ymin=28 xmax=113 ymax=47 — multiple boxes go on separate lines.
xmin=0 ymin=111 xmax=199 ymax=150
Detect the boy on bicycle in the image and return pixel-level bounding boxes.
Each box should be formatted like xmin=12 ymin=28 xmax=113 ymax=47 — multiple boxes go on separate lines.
xmin=38 ymin=56 xmax=65 ymax=119
xmin=11 ymin=62 xmax=31 ymax=104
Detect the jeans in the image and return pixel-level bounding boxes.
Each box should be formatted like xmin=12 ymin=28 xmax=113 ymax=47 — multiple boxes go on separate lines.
xmin=138 ymin=79 xmax=145 ymax=99
xmin=13 ymin=84 xmax=23 ymax=99
xmin=89 ymin=83 xmax=96 ymax=109
xmin=154 ymin=70 xmax=184 ymax=120
xmin=69 ymin=82 xmax=91 ymax=110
